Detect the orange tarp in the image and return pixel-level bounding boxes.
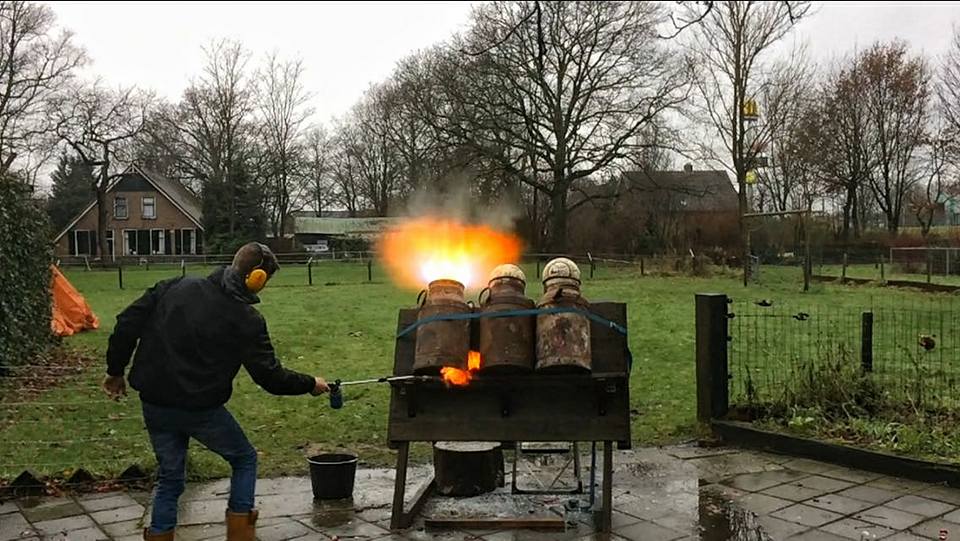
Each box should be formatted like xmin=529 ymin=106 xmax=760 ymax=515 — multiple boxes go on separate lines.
xmin=50 ymin=265 xmax=99 ymax=337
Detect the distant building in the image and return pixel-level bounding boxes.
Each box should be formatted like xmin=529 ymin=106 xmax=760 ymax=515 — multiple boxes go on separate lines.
xmin=292 ymin=216 xmax=398 ymax=252
xmin=622 ymin=164 xmax=739 ymax=214
xmin=53 ymin=165 xmax=204 ymax=258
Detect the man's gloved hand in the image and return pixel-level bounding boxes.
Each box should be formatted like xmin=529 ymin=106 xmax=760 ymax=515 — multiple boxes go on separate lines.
xmin=311 ymin=376 xmax=330 ymax=396
xmin=102 ymin=375 xmax=127 ymax=400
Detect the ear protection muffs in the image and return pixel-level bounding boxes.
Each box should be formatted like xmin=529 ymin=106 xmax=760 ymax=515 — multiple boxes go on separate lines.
xmin=245 ymin=244 xmax=269 ymax=293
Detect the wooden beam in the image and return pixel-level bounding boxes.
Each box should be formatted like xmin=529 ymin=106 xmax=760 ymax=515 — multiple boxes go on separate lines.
xmin=424 ymin=517 xmax=566 ymax=531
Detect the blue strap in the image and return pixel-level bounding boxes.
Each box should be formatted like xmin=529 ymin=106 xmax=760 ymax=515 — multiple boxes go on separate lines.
xmin=396 ymin=306 xmax=628 ymax=338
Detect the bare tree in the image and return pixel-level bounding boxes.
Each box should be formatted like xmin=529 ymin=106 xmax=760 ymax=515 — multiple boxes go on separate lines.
xmin=258 ymin=52 xmax=313 ymax=236
xmin=0 ymin=1 xmax=85 ymax=178
xmin=940 ymin=25 xmax=960 ymax=144
xmin=52 ymin=82 xmax=151 ymax=259
xmin=303 ymin=126 xmax=333 ymax=217
xmin=328 ymin=122 xmax=363 ymax=217
xmin=409 ymin=1 xmax=689 ymax=251
xmin=910 ymin=118 xmax=954 ymax=236
xmin=861 ymin=41 xmax=931 ymax=233
xmin=685 ymin=0 xmax=810 ymax=257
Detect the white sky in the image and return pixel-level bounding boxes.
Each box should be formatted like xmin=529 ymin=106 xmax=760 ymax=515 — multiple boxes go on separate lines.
xmin=47 ymin=1 xmax=960 ymax=126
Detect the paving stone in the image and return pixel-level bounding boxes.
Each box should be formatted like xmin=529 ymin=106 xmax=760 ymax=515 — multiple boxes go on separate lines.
xmin=0 ymin=501 xmax=18 ymax=515
xmin=178 ymin=479 xmax=230 ymax=502
xmin=320 ymin=518 xmax=390 ymax=539
xmin=723 ymin=470 xmax=806 ymax=492
xmin=923 ymin=485 xmax=960 ymax=506
xmin=17 ymin=496 xmax=74 ymax=510
xmin=90 ymin=503 xmax=145 ymax=525
xmin=606 ymin=510 xmax=644 ymax=529
xmin=114 ymin=536 xmax=144 ymax=541
xmin=287 ymin=535 xmax=328 ymax=541
xmin=910 ymin=518 xmax=960 ymax=539
xmin=651 ymin=511 xmax=696 ymax=534
xmin=804 ymin=494 xmax=874 ymax=515
xmin=755 ymin=516 xmax=809 ymax=539
xmin=795 ymin=475 xmax=854 ymax=493
xmin=785 ymin=529 xmax=848 ymax=541
xmin=32 ymin=514 xmax=96 ymax=536
xmin=255 ymin=476 xmax=312 ymax=496
xmin=101 ymin=519 xmax=143 ymax=538
xmin=837 ymin=485 xmax=900 ymax=504
xmin=943 ymin=507 xmax=960 ymax=522
xmin=255 ymin=519 xmax=315 ymax=541
xmin=616 ymin=496 xmax=674 ymax=521
xmin=0 ymin=512 xmax=36 ymax=541
xmin=664 ymin=446 xmax=739 ymax=460
xmin=865 ymin=477 xmax=928 ymax=494
xmin=781 ymin=458 xmax=836 ymax=474
xmin=855 ymin=505 xmax=926 ymax=530
xmin=886 ymin=494 xmax=956 ymax=517
xmin=48 ymin=526 xmax=109 ymax=541
xmin=771 ymin=503 xmax=844 ymax=527
xmin=819 ymin=517 xmax=896 ymax=540
xmin=819 ymin=468 xmax=883 ymax=484
xmin=884 ymin=534 xmax=927 ymax=541
xmin=177 ymin=499 xmax=226 ymax=525
xmin=475 ymin=526 xmax=592 ymax=541
xmin=165 ymin=523 xmax=224 ymax=541
xmin=762 ymin=482 xmax=826 ymax=502
xmin=614 ymin=520 xmax=686 ymax=541
xmin=20 ymin=501 xmax=84 ymax=523
xmin=128 ymin=491 xmax=153 ymax=507
xmin=79 ymin=493 xmax=139 ymax=513
xmin=254 ymin=491 xmax=316 ymax=518
xmin=737 ymin=493 xmax=793 ymax=515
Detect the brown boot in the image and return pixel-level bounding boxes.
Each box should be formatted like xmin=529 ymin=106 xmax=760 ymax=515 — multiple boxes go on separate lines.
xmin=142 ymin=528 xmax=174 ymax=541
xmin=225 ymin=509 xmax=258 ymax=541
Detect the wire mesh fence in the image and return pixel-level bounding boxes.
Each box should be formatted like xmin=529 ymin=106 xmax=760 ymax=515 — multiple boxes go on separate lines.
xmin=728 ymin=295 xmax=960 ymax=413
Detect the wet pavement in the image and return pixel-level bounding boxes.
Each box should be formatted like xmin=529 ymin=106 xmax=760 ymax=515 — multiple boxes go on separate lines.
xmin=3 ymin=444 xmax=960 ymax=540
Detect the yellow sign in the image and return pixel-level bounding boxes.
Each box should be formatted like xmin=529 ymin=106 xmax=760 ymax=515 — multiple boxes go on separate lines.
xmin=746 ymin=170 xmax=758 ymax=185
xmin=743 ymin=99 xmax=759 ymax=120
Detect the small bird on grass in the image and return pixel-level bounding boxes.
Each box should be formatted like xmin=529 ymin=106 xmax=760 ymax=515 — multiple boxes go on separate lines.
xmin=919 ymin=334 xmax=937 ymax=351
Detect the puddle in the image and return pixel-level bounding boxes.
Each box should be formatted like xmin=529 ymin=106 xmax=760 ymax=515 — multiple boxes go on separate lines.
xmin=696 ymin=487 xmax=770 ymax=541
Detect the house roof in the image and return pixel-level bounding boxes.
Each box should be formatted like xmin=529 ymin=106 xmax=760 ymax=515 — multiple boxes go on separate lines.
xmin=53 ymin=164 xmax=204 ymax=242
xmin=623 ymin=169 xmax=738 ymax=212
xmin=294 ymin=216 xmax=398 ymax=237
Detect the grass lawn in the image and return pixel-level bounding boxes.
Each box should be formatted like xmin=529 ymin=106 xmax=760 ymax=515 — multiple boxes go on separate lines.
xmin=0 ymin=261 xmax=950 ymax=481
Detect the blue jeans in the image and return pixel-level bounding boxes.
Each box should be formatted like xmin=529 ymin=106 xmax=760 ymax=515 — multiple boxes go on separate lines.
xmin=141 ymin=402 xmax=258 ymax=533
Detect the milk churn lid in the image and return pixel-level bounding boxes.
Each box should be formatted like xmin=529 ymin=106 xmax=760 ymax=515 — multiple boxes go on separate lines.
xmin=543 ymin=257 xmax=581 ymax=282
xmin=489 ymin=264 xmax=526 ymax=283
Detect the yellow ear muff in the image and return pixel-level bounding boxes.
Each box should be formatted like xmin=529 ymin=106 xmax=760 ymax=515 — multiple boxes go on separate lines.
xmin=246 ymin=268 xmax=268 ymax=293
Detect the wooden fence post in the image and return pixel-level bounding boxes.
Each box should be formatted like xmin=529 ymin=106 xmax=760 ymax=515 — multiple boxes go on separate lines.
xmin=927 ymin=249 xmax=933 ymax=283
xmin=861 ymin=311 xmax=874 ymax=373
xmin=367 ymin=259 xmax=373 ymax=282
xmin=308 ymin=257 xmax=313 ymax=286
xmin=842 ymin=253 xmax=848 ymax=281
xmin=695 ymin=293 xmax=729 ymax=423
xmin=880 ymin=255 xmax=885 ymax=281
xmin=118 ymin=264 xmax=123 ymax=290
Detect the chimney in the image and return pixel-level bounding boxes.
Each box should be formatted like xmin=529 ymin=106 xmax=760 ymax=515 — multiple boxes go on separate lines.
xmin=683 ymin=163 xmax=693 ymax=173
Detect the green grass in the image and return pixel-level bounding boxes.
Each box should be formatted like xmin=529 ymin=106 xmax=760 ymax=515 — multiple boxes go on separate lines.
xmin=0 ymin=261 xmax=953 ymax=481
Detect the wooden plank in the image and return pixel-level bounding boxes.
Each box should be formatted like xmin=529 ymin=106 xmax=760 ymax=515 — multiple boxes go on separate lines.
xmin=390 ymin=442 xmax=411 ymax=531
xmin=424 ymin=517 xmax=565 ymax=531
xmin=589 ymin=302 xmax=629 ymax=374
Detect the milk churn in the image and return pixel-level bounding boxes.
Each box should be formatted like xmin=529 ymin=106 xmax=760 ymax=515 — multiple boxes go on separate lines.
xmin=413 ymin=279 xmax=471 ymax=374
xmin=535 ymin=258 xmax=591 ymax=373
xmin=478 ymin=264 xmax=535 ymax=373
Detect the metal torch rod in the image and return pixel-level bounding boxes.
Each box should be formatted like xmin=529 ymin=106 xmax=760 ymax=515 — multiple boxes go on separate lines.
xmin=335 ymin=375 xmax=435 ymax=386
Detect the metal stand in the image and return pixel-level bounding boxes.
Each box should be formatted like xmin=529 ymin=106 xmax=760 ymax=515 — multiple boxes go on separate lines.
xmin=511 ymin=442 xmax=582 ymax=495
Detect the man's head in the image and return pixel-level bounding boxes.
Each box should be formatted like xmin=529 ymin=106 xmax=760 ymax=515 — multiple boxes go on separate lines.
xmin=232 ymin=242 xmax=279 ymax=293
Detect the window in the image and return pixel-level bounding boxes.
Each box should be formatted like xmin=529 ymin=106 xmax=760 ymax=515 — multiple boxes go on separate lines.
xmin=142 ymin=196 xmax=156 ymax=219
xmin=74 ymin=230 xmax=92 ymax=256
xmin=106 ymin=230 xmax=114 ymax=259
xmin=150 ymin=229 xmax=164 ymax=255
xmin=181 ymin=229 xmax=195 ymax=255
xmin=114 ymin=197 xmax=128 ymax=219
xmin=124 ymin=230 xmax=137 ymax=256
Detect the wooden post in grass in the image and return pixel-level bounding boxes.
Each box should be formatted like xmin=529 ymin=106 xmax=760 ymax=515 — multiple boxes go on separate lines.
xmin=695 ymin=293 xmax=729 ymax=423
xmin=118 ymin=264 xmax=123 ymax=290
xmin=927 ymin=249 xmax=933 ymax=283
xmin=880 ymin=255 xmax=885 ymax=281
xmin=803 ymin=213 xmax=811 ymax=292
xmin=536 ymin=258 xmax=541 ymax=279
xmin=842 ymin=253 xmax=848 ymax=281
xmin=588 ymin=252 xmax=595 ymax=279
xmin=367 ymin=259 xmax=373 ymax=282
xmin=640 ymin=256 xmax=645 ymax=276
xmin=307 ymin=257 xmax=314 ymax=286
xmin=861 ymin=311 xmax=873 ymax=373
xmin=181 ymin=259 xmax=186 ymax=278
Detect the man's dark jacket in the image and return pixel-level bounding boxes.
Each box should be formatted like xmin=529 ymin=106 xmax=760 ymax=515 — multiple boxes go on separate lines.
xmin=106 ymin=266 xmax=314 ymax=410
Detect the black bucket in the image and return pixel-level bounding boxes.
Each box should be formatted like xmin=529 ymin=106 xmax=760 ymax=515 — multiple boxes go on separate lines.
xmin=308 ymin=453 xmax=358 ymax=500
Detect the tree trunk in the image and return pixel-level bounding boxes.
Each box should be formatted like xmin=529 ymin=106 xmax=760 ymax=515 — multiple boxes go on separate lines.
xmin=547 ymin=187 xmax=568 ymax=253
xmin=433 ymin=442 xmax=504 ymax=497
xmin=96 ymin=149 xmax=110 ymax=261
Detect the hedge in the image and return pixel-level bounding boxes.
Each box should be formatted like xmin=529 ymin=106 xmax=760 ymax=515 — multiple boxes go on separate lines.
xmin=0 ymin=178 xmax=52 ymax=369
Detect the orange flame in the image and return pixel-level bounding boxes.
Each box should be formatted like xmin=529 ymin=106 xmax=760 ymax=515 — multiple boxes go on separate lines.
xmin=441 ymin=350 xmax=482 ymax=387
xmin=377 ymin=217 xmax=523 ymax=289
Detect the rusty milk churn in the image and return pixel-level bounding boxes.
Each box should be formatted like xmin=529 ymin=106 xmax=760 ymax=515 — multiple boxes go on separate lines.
xmin=478 ymin=264 xmax=536 ymax=373
xmin=413 ymin=279 xmax=471 ymax=374
xmin=536 ymin=257 xmax=592 ymax=373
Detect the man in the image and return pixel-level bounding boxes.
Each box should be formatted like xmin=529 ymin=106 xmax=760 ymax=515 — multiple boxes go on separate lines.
xmin=103 ymin=242 xmax=329 ymax=541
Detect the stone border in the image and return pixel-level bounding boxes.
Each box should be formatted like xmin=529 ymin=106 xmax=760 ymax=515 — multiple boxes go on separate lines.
xmin=811 ymin=274 xmax=960 ymax=293
xmin=712 ymin=419 xmax=960 ymax=487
